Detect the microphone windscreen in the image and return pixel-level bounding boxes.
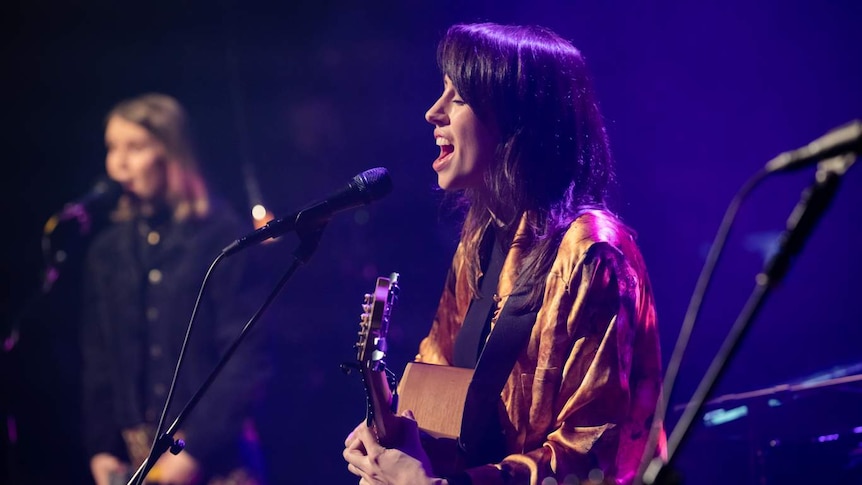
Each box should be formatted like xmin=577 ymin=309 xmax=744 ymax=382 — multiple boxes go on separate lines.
xmin=354 ymin=167 xmax=393 ymax=203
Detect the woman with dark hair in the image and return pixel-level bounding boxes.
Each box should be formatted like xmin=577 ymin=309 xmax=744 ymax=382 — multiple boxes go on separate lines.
xmin=343 ymin=23 xmax=665 ymax=485
xmin=82 ymin=93 xmax=269 ymax=485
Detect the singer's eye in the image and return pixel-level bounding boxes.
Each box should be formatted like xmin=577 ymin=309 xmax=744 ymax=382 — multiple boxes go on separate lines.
xmin=453 ymin=99 xmax=466 ymax=106
xmin=128 ymin=142 xmax=147 ymax=152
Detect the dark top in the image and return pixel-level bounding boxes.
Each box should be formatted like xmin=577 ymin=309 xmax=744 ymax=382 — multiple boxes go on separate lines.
xmin=80 ymin=199 xmax=270 ymax=477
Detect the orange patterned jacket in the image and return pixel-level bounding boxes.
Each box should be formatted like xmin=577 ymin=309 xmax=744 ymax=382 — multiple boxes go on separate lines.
xmin=416 ymin=210 xmax=666 ymax=485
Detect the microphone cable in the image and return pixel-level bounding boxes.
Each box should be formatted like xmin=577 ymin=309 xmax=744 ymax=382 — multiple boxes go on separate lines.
xmin=130 ymin=225 xmax=320 ymax=485
xmin=131 ymin=252 xmax=224 ymax=485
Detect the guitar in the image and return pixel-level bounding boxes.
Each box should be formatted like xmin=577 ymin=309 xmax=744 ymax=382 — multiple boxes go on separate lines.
xmin=351 ymin=273 xmax=505 ymax=476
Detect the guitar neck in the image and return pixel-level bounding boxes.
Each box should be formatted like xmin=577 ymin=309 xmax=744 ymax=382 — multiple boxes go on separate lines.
xmin=362 ymin=365 xmax=400 ymax=447
xmin=351 ymin=274 xmax=505 ymax=477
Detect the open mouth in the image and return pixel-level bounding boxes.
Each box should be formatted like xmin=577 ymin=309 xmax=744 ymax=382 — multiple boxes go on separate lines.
xmin=438 ymin=144 xmax=454 ymax=159
xmin=433 ymin=138 xmax=454 ymax=171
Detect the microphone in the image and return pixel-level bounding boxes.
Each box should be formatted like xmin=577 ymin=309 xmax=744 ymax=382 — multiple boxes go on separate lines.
xmin=66 ymin=176 xmax=123 ymax=212
xmin=44 ymin=176 xmax=123 ymax=236
xmin=765 ymin=119 xmax=862 ymax=173
xmin=222 ymin=167 xmax=393 ymax=255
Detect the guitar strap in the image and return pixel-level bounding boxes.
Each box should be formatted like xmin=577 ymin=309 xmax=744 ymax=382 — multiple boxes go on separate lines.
xmin=455 ymin=229 xmax=539 ymax=466
xmin=453 ymin=228 xmax=503 ymax=369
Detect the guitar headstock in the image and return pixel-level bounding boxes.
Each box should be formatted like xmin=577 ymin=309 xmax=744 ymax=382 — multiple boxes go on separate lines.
xmin=355 ymin=272 xmax=400 ymax=370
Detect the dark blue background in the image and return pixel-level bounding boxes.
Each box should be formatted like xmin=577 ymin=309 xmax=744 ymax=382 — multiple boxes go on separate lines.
xmin=4 ymin=1 xmax=861 ymax=483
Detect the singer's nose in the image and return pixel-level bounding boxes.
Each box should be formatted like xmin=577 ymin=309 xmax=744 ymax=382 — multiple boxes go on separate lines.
xmin=425 ymin=96 xmax=447 ymax=126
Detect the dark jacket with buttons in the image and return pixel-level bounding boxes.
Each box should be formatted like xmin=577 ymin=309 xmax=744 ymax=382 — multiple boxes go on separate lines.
xmin=81 ymin=200 xmax=269 ymax=476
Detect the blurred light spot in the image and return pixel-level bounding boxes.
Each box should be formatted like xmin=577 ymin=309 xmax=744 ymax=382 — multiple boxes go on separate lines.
xmin=769 ymin=439 xmax=781 ymax=447
xmin=588 ymin=468 xmax=604 ymax=483
xmin=252 ymin=204 xmax=268 ymax=221
xmin=767 ymin=398 xmax=782 ymax=407
xmin=853 ymin=426 xmax=862 ymax=434
xmin=541 ymin=477 xmax=558 ymax=485
xmin=45 ymin=267 xmax=59 ymax=286
xmin=251 ymin=204 xmax=276 ymax=235
xmin=3 ymin=329 xmax=19 ymax=352
xmin=817 ymin=433 xmax=839 ymax=443
xmin=243 ymin=418 xmax=261 ymax=443
xmin=7 ymin=416 xmax=17 ymax=443
xmin=704 ymin=405 xmax=748 ymax=426
xmin=43 ymin=214 xmax=59 ymax=235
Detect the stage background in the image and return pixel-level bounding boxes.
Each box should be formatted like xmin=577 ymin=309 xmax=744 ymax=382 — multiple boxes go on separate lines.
xmin=4 ymin=1 xmax=861 ymax=483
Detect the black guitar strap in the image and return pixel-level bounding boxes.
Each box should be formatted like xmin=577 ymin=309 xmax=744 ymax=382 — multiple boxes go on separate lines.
xmin=454 ymin=229 xmax=539 ymax=465
xmin=458 ymin=289 xmax=537 ymax=465
xmin=453 ymin=229 xmax=504 ymax=369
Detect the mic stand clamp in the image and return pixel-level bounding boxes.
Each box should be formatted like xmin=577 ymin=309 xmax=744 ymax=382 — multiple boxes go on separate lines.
xmin=642 ymin=155 xmax=853 ymax=485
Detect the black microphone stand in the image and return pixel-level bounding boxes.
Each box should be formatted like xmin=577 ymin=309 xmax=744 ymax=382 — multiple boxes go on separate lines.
xmin=3 ymin=201 xmax=113 ymax=484
xmin=4 ymin=202 xmax=100 ymax=351
xmin=642 ymin=155 xmax=855 ymax=485
xmin=127 ymin=223 xmax=326 ymax=485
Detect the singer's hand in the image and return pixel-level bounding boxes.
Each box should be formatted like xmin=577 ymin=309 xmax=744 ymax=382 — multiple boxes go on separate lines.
xmin=343 ymin=410 xmax=436 ymax=485
xmin=90 ymin=452 xmax=127 ymax=485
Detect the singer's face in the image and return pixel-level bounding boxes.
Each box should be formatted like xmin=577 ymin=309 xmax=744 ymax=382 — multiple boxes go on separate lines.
xmin=425 ymin=76 xmax=498 ymax=191
xmin=104 ymin=116 xmax=168 ymax=202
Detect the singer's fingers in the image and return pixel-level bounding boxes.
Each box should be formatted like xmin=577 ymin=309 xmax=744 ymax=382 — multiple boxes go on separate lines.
xmin=345 ymin=420 xmax=368 ymax=448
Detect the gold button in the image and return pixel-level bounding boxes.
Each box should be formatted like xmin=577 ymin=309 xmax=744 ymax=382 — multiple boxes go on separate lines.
xmin=148 ymin=269 xmax=162 ymax=284
xmin=147 ymin=231 xmax=161 ymax=245
xmin=146 ymin=307 xmax=159 ymax=321
xmin=154 ymin=383 xmax=166 ymax=396
xmin=150 ymin=345 xmax=162 ymax=358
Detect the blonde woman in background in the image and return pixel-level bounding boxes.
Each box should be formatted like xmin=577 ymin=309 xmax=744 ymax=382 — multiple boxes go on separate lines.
xmin=82 ymin=93 xmax=269 ymax=485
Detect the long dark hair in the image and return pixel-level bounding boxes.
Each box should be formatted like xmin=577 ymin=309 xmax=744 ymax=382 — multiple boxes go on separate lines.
xmin=438 ymin=23 xmax=616 ymax=306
